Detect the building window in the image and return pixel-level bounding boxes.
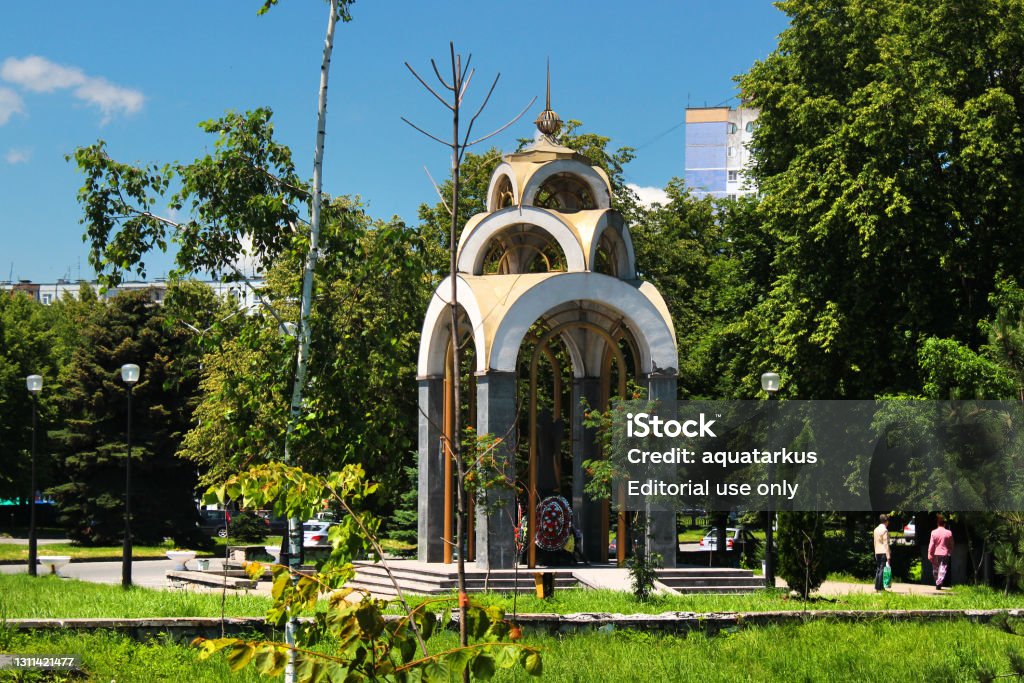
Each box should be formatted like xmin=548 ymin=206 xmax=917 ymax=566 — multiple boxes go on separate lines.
xmin=728 ymin=170 xmax=739 ymax=182
xmin=727 ymin=122 xmax=738 ymax=134
xmin=727 ymin=194 xmax=737 ymax=201
xmin=728 ymin=146 xmax=737 ymax=158
xmin=41 ymin=294 xmax=53 ymax=305
xmin=745 ymin=121 xmax=755 ymax=133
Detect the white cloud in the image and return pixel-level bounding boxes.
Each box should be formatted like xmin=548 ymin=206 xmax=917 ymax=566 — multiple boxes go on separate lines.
xmin=5 ymin=147 xmax=31 ymax=164
xmin=74 ymin=77 xmax=144 ymax=122
xmin=627 ymin=183 xmax=669 ymax=207
xmin=1 ymin=55 xmax=144 ymax=123
xmin=2 ymin=55 xmax=86 ymax=92
xmin=0 ymin=87 xmax=24 ymax=125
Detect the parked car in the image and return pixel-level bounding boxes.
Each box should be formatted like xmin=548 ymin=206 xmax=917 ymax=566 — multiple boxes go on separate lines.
xmin=303 ymin=520 xmax=334 ymax=547
xmin=699 ymin=527 xmax=748 ymax=552
xmin=198 ymin=508 xmax=231 ymax=538
xmin=903 ymin=520 xmax=916 ymax=542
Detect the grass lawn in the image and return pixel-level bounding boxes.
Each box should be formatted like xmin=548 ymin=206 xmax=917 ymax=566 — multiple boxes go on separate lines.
xmin=0 ymin=536 xmax=283 ymax=563
xmin=426 ymin=619 xmax=1024 ymax=682
xmin=0 ymin=629 xmax=268 ymax=683
xmin=410 ymin=584 xmax=1024 ymax=615
xmin=0 ymin=574 xmax=271 ymax=619
xmin=4 ymin=618 xmax=1021 ymax=682
xmin=4 ymin=573 xmax=1024 ymax=681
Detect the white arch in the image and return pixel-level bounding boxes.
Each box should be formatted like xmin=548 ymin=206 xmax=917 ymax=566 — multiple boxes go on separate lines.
xmin=486 ymin=163 xmax=520 ymax=212
xmin=456 ymin=206 xmax=587 ymax=275
xmin=521 ymin=160 xmax=611 ymax=210
xmin=487 ymin=273 xmax=677 ymax=375
xmin=588 ymin=212 xmax=637 ymax=279
xmin=417 ymin=276 xmax=488 ymax=377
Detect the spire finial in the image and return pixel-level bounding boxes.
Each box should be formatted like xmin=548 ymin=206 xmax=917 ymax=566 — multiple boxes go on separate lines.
xmin=545 ymin=59 xmax=552 ymax=111
xmin=535 ymin=59 xmax=562 ymax=137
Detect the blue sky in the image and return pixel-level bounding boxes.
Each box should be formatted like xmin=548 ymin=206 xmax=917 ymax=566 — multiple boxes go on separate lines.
xmin=0 ymin=1 xmax=789 ymax=282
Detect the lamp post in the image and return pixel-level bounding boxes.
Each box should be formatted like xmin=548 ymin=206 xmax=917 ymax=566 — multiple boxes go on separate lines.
xmin=120 ymin=363 xmax=140 ymax=589
xmin=760 ymin=372 xmax=780 ymax=589
xmin=26 ymin=374 xmax=42 ymax=577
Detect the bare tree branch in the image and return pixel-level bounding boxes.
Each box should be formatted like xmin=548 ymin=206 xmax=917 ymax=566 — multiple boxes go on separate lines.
xmin=405 ymin=62 xmax=454 ymax=110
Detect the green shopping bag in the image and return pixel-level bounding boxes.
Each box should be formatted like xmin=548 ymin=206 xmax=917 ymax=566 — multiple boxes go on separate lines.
xmin=882 ymin=562 xmax=892 ymax=589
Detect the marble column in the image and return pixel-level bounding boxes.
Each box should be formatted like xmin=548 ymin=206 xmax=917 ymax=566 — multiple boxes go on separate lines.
xmin=417 ymin=377 xmax=445 ymax=562
xmin=474 ymin=371 xmax=518 ymax=569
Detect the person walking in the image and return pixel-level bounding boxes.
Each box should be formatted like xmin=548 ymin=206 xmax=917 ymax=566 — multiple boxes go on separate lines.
xmin=873 ymin=513 xmax=891 ymax=591
xmin=928 ymin=514 xmax=954 ymax=590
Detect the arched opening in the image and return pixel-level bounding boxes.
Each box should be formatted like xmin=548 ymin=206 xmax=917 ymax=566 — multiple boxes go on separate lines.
xmin=593 ymin=230 xmax=621 ymax=277
xmin=480 ymin=226 xmax=568 ymax=274
xmin=514 ymin=306 xmax=645 ymax=568
xmin=492 ymin=175 xmax=515 ymax=210
xmin=534 ymin=172 xmax=596 ymax=212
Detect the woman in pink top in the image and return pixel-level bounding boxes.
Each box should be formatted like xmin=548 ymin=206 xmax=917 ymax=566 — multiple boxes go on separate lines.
xmin=927 ymin=514 xmax=954 ymax=590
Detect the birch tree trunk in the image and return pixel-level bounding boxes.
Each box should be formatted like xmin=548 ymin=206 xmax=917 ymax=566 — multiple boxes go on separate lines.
xmin=284 ymin=2 xmax=339 ymax=681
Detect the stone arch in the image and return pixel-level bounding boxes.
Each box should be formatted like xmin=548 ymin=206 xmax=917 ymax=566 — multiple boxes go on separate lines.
xmin=457 ymin=207 xmax=586 ymax=275
xmin=521 ymin=160 xmax=611 ymax=210
xmin=417 ymin=276 xmax=487 ymax=378
xmin=487 ymin=273 xmax=677 ymax=376
xmin=485 ymin=163 xmax=520 ymax=212
xmin=588 ymin=212 xmax=637 ymax=279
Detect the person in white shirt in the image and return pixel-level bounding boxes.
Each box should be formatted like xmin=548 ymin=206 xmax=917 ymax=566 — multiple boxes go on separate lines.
xmin=873 ymin=513 xmax=891 ymax=591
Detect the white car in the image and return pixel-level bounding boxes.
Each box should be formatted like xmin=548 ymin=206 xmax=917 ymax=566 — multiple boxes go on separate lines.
xmin=903 ymin=520 xmax=916 ymax=542
xmin=302 ymin=521 xmax=333 ymax=547
xmin=700 ymin=527 xmax=741 ymax=551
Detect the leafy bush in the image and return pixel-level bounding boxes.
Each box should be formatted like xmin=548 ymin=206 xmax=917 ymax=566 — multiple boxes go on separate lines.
xmin=228 ymin=511 xmax=267 ymax=543
xmin=776 ymin=511 xmax=825 ymax=598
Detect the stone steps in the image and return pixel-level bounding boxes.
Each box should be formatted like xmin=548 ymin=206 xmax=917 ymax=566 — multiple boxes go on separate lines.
xmin=348 ymin=562 xmax=578 ymax=597
xmin=656 ymin=567 xmax=764 ymax=593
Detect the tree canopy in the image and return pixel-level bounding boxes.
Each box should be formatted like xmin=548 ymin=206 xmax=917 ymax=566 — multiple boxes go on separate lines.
xmin=738 ymin=0 xmax=1024 ymax=398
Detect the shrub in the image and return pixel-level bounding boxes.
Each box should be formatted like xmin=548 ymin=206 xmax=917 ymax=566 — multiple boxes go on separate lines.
xmin=228 ymin=511 xmax=267 ymax=543
xmin=776 ymin=511 xmax=825 ymax=598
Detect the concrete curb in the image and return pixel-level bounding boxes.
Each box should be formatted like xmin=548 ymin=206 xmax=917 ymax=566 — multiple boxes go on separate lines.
xmin=7 ymin=608 xmax=1023 ymax=641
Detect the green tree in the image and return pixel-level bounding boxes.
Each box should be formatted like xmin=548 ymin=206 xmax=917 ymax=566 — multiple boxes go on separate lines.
xmin=180 ymin=199 xmax=429 ymax=506
xmin=48 ymin=288 xmax=205 ymax=546
xmin=738 ymin=0 xmax=1024 ymax=398
xmin=776 ymin=510 xmax=826 ymax=598
xmin=0 ymin=292 xmax=58 ymax=504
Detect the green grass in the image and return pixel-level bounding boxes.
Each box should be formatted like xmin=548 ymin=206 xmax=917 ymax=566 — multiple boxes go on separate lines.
xmin=0 ymin=536 xmax=282 ymax=563
xmin=0 ymin=574 xmax=271 ymax=619
xmin=0 ymin=629 xmax=268 ymax=683
xmin=5 ymin=607 xmax=1023 ymax=682
xmin=425 ymin=619 xmax=1024 ymax=682
xmin=406 ymin=584 xmax=1024 ymax=615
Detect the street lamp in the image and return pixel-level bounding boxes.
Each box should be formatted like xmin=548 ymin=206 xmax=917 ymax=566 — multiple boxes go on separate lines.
xmin=760 ymin=371 xmax=780 ymax=589
xmin=120 ymin=363 xmax=140 ymax=589
xmin=26 ymin=374 xmax=42 ymax=577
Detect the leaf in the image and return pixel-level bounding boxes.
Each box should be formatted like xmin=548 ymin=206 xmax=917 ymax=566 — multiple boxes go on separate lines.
xmin=522 ymin=651 xmax=543 ymax=676
xmin=192 ymin=637 xmax=237 ymax=660
xmin=465 ymin=606 xmax=488 ymax=640
xmin=271 ymin=571 xmax=291 ymax=601
xmin=253 ymin=645 xmax=287 ymax=676
xmin=226 ymin=642 xmax=256 ymax=671
xmin=471 ymin=653 xmax=496 ymax=679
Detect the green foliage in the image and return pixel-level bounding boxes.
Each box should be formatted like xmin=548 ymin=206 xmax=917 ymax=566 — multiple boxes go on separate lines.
xmin=199 ymin=463 xmax=541 ymax=682
xmin=776 ymin=511 xmax=826 ymax=599
xmin=46 ymin=288 xmax=206 ymax=546
xmin=735 ymin=0 xmax=1024 ymax=398
xmin=229 ymin=511 xmax=269 ymax=544
xmin=180 ymin=197 xmax=428 ymax=502
xmin=0 ymin=291 xmax=61 ymax=502
xmin=626 ymin=550 xmax=663 ymax=603
xmin=386 ymin=465 xmax=419 ymax=547
xmin=69 ymin=108 xmax=306 ymax=287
